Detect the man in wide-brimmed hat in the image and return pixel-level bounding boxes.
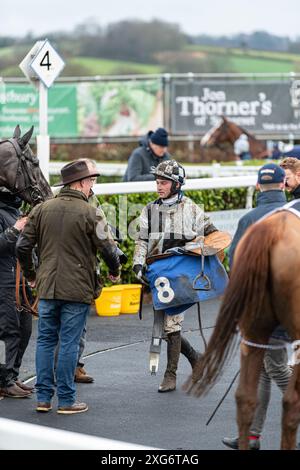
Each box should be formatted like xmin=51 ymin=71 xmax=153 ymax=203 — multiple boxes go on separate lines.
xmin=17 ymin=158 xmax=120 ymax=415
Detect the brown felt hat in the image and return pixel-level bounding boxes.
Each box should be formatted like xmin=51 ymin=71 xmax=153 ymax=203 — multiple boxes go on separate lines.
xmin=54 ymin=159 xmax=100 ymax=186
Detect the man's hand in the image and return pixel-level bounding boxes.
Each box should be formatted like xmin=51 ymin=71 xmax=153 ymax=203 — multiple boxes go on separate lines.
xmin=28 ymin=280 xmax=36 ymax=289
xmin=108 ymin=273 xmax=120 ymax=283
xmin=133 ymin=264 xmax=143 ymax=280
xmin=14 ymin=217 xmax=28 ymax=232
xmin=133 ymin=264 xmax=149 ymax=285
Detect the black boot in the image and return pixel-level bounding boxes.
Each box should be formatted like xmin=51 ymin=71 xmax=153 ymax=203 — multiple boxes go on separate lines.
xmin=158 ymin=331 xmax=181 ymax=393
xmin=180 ymin=336 xmax=202 ymax=370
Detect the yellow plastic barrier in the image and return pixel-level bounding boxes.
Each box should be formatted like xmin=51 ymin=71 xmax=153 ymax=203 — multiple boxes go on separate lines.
xmin=120 ymin=284 xmax=142 ymax=315
xmin=95 ymin=286 xmax=123 ymax=316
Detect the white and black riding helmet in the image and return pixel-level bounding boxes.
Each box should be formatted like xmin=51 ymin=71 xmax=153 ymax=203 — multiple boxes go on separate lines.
xmin=151 ymin=159 xmax=186 ymax=186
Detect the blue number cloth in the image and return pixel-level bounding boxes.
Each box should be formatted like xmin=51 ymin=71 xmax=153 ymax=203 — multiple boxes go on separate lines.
xmin=145 ymin=254 xmax=228 ymax=315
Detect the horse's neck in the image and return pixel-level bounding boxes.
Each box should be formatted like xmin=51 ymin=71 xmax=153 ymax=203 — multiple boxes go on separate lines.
xmin=229 ymin=128 xmax=242 ymax=143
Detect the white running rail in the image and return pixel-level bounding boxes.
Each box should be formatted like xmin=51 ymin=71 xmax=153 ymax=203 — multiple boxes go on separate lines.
xmin=85 ymin=175 xmax=256 ymax=196
xmin=0 ymin=417 xmax=155 ymax=450
xmin=50 ymin=161 xmax=262 ymax=178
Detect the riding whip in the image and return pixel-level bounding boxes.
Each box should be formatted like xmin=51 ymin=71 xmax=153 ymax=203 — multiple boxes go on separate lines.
xmin=206 ymin=369 xmax=240 ymax=426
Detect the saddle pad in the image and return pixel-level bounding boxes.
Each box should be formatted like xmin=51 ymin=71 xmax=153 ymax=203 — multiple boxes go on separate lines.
xmin=145 ymin=254 xmax=228 ymax=315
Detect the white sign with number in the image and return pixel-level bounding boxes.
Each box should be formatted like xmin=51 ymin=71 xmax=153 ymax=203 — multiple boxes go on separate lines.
xmin=30 ymin=39 xmax=65 ymax=88
xmin=19 ymin=40 xmax=44 ymax=86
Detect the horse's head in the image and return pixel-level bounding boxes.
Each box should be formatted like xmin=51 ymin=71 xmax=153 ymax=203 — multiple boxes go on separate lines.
xmin=200 ymin=117 xmax=241 ymax=148
xmin=0 ymin=125 xmax=53 ymax=206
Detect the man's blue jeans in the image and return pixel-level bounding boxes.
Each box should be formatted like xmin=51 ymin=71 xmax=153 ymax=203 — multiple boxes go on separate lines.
xmin=36 ymin=300 xmax=89 ymax=407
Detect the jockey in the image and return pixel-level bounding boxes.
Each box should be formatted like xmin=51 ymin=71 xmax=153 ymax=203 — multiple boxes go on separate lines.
xmin=133 ymin=159 xmax=218 ymax=393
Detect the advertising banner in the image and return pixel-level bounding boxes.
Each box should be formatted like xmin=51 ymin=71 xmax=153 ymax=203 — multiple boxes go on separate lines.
xmin=77 ymin=79 xmax=163 ymax=137
xmin=0 ymin=84 xmax=77 ymax=137
xmin=171 ymin=80 xmax=300 ymax=135
xmin=0 ymin=79 xmax=163 ymax=138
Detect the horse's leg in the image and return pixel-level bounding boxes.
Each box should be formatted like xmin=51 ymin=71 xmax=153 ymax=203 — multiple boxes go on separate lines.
xmin=281 ymin=364 xmax=300 ymax=449
xmin=235 ymin=345 xmax=265 ymax=450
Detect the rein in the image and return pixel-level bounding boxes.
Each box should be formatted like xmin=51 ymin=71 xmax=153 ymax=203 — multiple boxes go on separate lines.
xmin=15 ymin=260 xmax=39 ymax=317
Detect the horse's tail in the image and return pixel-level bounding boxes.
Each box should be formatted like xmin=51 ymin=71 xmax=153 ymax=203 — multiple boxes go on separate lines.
xmin=185 ymin=213 xmax=283 ymax=397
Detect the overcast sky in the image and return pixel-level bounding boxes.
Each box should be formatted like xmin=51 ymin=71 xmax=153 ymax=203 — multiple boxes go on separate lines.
xmin=2 ymin=0 xmax=300 ymax=39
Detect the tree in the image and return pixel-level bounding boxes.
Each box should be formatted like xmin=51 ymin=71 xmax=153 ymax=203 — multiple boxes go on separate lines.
xmin=102 ymin=19 xmax=186 ymax=63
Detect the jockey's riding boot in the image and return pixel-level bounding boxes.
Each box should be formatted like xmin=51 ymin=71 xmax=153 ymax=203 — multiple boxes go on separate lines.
xmin=158 ymin=331 xmax=181 ymax=393
xmin=180 ymin=336 xmax=202 ymax=370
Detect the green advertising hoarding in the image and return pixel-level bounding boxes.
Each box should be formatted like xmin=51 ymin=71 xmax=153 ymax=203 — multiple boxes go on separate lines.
xmin=0 ymin=83 xmax=77 ymax=138
xmin=0 ymin=79 xmax=163 ymax=139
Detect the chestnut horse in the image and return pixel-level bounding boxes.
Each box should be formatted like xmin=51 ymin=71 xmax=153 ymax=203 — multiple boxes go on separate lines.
xmin=201 ymin=116 xmax=269 ymax=159
xmin=0 ymin=125 xmax=52 ymax=206
xmin=185 ymin=201 xmax=300 ymax=449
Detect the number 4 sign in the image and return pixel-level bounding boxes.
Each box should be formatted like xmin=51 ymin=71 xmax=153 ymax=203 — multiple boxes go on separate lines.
xmin=30 ymin=39 xmax=65 ymax=88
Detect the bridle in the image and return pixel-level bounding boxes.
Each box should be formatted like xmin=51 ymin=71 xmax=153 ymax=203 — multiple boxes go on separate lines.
xmin=15 ymin=260 xmax=38 ymax=317
xmin=0 ymin=138 xmax=43 ymax=316
xmin=1 ymin=138 xmax=44 ymax=205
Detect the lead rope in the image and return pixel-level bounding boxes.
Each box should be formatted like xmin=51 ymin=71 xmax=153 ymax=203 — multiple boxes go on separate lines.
xmin=15 ymin=260 xmax=39 ymax=317
xmin=197 ymin=302 xmax=207 ymax=351
xmin=194 ymin=253 xmax=211 ymax=351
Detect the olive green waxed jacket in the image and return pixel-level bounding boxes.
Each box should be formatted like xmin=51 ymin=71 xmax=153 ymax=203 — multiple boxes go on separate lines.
xmin=16 ymin=188 xmax=120 ymax=304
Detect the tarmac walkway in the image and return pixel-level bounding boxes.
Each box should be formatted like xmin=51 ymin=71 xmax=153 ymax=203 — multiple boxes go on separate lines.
xmin=0 ymin=300 xmax=289 ymax=450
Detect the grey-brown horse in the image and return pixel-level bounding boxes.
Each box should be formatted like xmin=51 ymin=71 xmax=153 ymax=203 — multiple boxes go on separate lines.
xmin=185 ymin=208 xmax=300 ymax=449
xmin=0 ymin=125 xmax=52 ymax=205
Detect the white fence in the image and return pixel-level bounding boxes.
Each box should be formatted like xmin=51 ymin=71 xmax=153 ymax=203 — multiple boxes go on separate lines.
xmin=89 ymin=175 xmax=256 ymax=195
xmin=50 ymin=161 xmax=261 ymax=178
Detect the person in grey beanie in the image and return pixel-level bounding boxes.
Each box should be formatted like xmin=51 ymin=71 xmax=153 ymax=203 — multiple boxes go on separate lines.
xmin=123 ymin=128 xmax=171 ymax=182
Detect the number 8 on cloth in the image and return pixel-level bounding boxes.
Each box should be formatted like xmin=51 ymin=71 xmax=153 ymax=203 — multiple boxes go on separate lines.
xmin=154 ymin=277 xmax=175 ymax=303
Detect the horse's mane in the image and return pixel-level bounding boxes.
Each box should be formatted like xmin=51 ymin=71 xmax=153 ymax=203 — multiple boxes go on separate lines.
xmin=227 ymin=120 xmax=256 ymax=141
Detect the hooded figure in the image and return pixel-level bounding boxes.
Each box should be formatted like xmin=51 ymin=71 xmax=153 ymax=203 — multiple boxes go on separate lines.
xmin=123 ymin=128 xmax=171 ymax=182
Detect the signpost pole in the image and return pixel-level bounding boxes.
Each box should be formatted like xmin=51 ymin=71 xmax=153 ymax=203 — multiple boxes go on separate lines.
xmin=19 ymin=39 xmax=65 ymax=183
xmin=37 ymin=80 xmax=50 ymax=182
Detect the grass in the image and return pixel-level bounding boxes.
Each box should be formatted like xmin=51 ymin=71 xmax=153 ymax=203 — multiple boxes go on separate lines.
xmin=185 ymin=44 xmax=300 ymax=73
xmin=225 ymin=56 xmax=294 ymax=73
xmin=0 ymin=49 xmax=163 ymax=77
xmin=1 ymin=43 xmax=299 ymax=76
xmin=68 ymin=57 xmax=162 ymax=75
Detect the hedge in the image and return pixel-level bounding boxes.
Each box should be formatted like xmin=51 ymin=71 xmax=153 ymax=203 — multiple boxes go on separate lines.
xmin=97 ymin=187 xmax=249 ymax=284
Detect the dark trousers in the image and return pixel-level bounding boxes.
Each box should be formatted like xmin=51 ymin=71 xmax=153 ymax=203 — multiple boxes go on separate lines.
xmin=0 ymin=288 xmax=32 ymax=387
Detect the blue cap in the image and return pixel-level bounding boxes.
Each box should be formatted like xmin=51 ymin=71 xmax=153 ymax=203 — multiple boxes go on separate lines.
xmin=150 ymin=128 xmax=169 ymax=147
xmin=257 ymin=163 xmax=285 ymax=184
